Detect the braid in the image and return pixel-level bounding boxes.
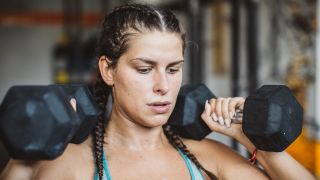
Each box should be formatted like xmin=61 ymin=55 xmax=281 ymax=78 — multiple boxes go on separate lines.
xmin=92 ymin=73 xmax=111 ymax=180
xmin=163 ymin=125 xmax=219 ymax=180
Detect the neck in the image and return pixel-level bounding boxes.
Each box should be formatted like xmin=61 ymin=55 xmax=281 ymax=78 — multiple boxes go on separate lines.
xmin=104 ymin=108 xmax=169 ymax=152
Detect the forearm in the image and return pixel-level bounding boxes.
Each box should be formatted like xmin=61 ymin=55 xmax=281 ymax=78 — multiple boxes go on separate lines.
xmin=235 ymin=132 xmax=315 ymax=180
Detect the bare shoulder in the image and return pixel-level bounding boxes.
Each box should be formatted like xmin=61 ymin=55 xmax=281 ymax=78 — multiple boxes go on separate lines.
xmin=33 ymin=137 xmax=95 ymax=179
xmin=0 ymin=159 xmax=34 ymax=179
xmin=181 ymin=138 xmax=240 ymax=172
xmin=182 ymin=137 xmax=268 ymax=179
xmin=1 ymin=137 xmax=95 ymax=180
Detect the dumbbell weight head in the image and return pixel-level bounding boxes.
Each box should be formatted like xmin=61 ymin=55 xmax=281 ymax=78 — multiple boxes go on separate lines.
xmin=50 ymin=84 xmax=102 ymax=144
xmin=0 ymin=86 xmax=80 ymax=160
xmin=168 ymin=84 xmax=216 ymax=140
xmin=243 ymin=85 xmax=303 ymax=152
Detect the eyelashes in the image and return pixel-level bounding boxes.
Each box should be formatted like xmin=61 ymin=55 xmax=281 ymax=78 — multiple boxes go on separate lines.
xmin=136 ymin=67 xmax=181 ymax=74
xmin=166 ymin=68 xmax=180 ymax=74
xmin=136 ymin=67 xmax=152 ymax=74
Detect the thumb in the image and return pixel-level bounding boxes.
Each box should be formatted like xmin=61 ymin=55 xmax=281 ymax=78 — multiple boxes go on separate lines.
xmin=70 ymin=98 xmax=77 ymax=112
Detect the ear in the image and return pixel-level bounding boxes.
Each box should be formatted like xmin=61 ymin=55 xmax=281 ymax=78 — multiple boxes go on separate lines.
xmin=98 ymin=56 xmax=114 ymax=86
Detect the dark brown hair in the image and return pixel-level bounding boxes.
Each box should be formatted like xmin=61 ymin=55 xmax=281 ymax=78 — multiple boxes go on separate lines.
xmin=92 ymin=3 xmax=218 ymax=180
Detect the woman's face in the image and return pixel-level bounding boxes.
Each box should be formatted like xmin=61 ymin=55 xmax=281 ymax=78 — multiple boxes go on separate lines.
xmin=106 ymin=31 xmax=184 ymax=128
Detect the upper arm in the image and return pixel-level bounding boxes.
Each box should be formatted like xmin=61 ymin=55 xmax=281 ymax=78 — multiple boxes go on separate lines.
xmin=184 ymin=138 xmax=269 ymax=180
xmin=0 ymin=159 xmax=34 ymax=180
xmin=213 ymin=141 xmax=268 ymax=179
xmin=219 ymin=157 xmax=269 ymax=180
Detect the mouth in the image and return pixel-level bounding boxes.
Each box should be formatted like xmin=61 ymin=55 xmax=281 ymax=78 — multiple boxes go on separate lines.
xmin=147 ymin=101 xmax=171 ymax=114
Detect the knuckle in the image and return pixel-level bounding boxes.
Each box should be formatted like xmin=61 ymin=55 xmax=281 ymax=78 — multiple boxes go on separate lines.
xmin=217 ymin=97 xmax=224 ymax=102
xmin=201 ymin=113 xmax=206 ymax=119
xmin=223 ymin=111 xmax=229 ymax=117
xmin=235 ymin=97 xmax=245 ymax=101
xmin=209 ymin=99 xmax=216 ymax=104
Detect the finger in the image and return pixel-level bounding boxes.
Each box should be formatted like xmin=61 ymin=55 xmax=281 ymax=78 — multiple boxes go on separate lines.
xmin=204 ymin=100 xmax=211 ymax=116
xmin=228 ymin=98 xmax=237 ymax=120
xmin=222 ymin=98 xmax=231 ymax=127
xmin=201 ymin=111 xmax=223 ymax=132
xmin=201 ymin=102 xmax=216 ymax=128
xmin=233 ymin=97 xmax=245 ymax=109
xmin=201 ymin=111 xmax=214 ymax=129
xmin=215 ymin=98 xmax=224 ymax=126
xmin=229 ymin=97 xmax=245 ymax=123
xmin=201 ymin=110 xmax=226 ymax=133
xmin=209 ymin=99 xmax=218 ymax=122
xmin=70 ymin=98 xmax=77 ymax=111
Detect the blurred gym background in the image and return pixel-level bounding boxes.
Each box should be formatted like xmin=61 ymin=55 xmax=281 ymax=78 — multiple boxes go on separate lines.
xmin=0 ymin=0 xmax=319 ymax=177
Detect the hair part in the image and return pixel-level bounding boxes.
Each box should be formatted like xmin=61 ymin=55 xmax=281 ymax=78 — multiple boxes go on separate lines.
xmin=98 ymin=3 xmax=185 ymax=66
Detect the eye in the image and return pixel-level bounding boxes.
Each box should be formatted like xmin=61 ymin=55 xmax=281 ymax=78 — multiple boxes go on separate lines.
xmin=137 ymin=67 xmax=152 ymax=74
xmin=167 ymin=67 xmax=180 ymax=74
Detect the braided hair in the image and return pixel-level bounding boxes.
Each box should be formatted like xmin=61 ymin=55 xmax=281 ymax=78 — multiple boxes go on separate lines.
xmin=163 ymin=125 xmax=218 ymax=180
xmin=92 ymin=3 xmax=218 ymax=180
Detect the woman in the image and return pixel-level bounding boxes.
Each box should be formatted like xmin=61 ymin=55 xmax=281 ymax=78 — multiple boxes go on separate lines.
xmin=0 ymin=3 xmax=314 ymax=180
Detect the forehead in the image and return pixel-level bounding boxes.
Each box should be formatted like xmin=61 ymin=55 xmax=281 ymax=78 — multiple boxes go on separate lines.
xmin=123 ymin=31 xmax=184 ymax=63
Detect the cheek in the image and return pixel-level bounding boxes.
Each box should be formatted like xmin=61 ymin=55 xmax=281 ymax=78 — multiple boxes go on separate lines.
xmin=115 ymin=68 xmax=152 ymax=100
xmin=169 ymin=72 xmax=183 ymax=92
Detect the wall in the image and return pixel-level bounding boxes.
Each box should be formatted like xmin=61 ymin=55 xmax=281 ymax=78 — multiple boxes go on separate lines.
xmin=0 ymin=27 xmax=61 ymax=101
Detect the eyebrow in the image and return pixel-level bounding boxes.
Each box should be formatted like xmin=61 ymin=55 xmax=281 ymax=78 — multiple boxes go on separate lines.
xmin=129 ymin=58 xmax=184 ymax=66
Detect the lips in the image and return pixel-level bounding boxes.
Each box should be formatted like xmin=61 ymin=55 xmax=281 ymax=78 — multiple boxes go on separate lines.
xmin=147 ymin=101 xmax=171 ymax=114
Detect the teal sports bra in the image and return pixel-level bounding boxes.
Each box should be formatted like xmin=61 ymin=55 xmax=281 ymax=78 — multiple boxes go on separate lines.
xmin=94 ymin=148 xmax=205 ymax=180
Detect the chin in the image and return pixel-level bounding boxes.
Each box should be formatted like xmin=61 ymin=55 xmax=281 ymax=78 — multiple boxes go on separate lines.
xmin=146 ymin=114 xmax=170 ymax=127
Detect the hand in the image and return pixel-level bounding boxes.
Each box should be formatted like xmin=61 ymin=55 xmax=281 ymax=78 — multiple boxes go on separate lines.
xmin=201 ymin=97 xmax=245 ymax=138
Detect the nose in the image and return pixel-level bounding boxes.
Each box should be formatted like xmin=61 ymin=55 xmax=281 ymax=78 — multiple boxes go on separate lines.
xmin=153 ymin=70 xmax=169 ymax=95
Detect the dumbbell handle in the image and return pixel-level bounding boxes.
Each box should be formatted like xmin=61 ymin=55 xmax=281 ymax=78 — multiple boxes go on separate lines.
xmin=231 ymin=109 xmax=243 ymax=124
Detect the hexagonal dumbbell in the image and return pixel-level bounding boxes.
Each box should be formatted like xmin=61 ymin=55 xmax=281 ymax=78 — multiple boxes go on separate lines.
xmin=168 ymin=84 xmax=303 ymax=152
xmin=0 ymin=85 xmax=101 ymax=160
xmin=168 ymin=84 xmax=215 ymax=140
xmin=49 ymin=85 xmax=101 ymax=144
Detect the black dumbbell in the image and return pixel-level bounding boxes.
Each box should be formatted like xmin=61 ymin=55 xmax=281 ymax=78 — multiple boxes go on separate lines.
xmin=168 ymin=83 xmax=303 ymax=152
xmin=0 ymin=85 xmax=101 ymax=160
xmin=49 ymin=85 xmax=101 ymax=144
